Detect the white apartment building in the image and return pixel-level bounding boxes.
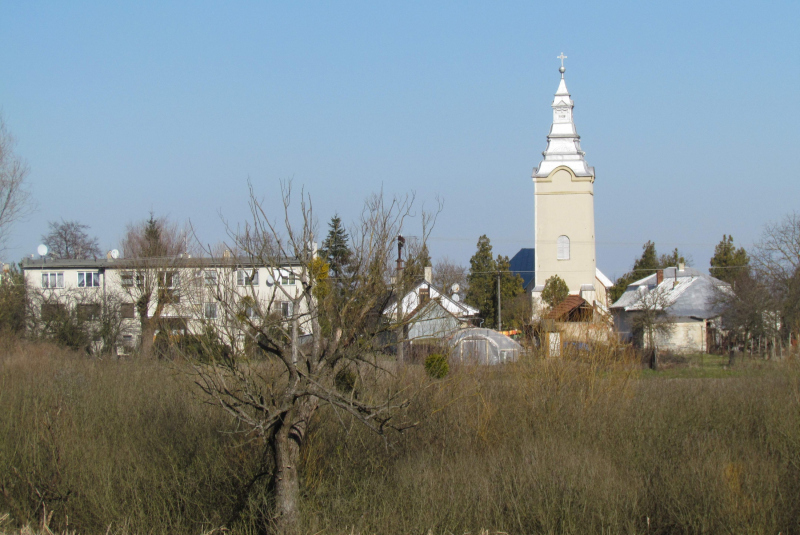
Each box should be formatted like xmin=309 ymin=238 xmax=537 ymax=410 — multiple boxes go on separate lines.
xmin=21 ymin=255 xmax=308 ymax=355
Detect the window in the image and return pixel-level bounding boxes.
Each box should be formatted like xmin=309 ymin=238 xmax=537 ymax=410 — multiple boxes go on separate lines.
xmin=42 ymin=272 xmax=64 ymax=288
xmin=204 ymin=303 xmax=218 ymax=319
xmin=244 ymin=305 xmax=259 ymax=318
xmin=419 ymin=286 xmax=430 ymax=303
xmin=121 ymin=271 xmax=143 ymax=287
xmin=77 ymin=272 xmax=100 ymax=288
xmin=120 ymin=303 xmax=135 ymax=319
xmin=237 ymin=269 xmax=259 ymax=286
xmin=159 ymin=271 xmax=178 ymax=288
xmin=41 ymin=303 xmax=66 ymax=321
xmin=119 ymin=335 xmax=134 ymax=355
xmin=204 ymin=270 xmax=217 ymax=286
xmin=557 ymin=235 xmax=570 ymax=260
xmin=280 ymin=272 xmax=296 ymax=285
xmin=280 ymin=301 xmax=293 ymax=318
xmin=77 ymin=303 xmax=101 ymax=321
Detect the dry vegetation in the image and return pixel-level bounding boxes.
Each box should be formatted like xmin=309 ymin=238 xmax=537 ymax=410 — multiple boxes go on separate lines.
xmin=1 ymin=338 xmax=799 ymax=534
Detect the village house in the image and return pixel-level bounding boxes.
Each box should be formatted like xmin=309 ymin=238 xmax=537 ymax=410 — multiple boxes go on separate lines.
xmin=610 ymin=265 xmax=728 ymax=354
xmin=382 ymin=266 xmax=479 ymax=343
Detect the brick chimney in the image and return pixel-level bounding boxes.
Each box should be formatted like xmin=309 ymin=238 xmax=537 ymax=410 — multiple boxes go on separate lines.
xmin=656 ymin=269 xmax=664 ymax=285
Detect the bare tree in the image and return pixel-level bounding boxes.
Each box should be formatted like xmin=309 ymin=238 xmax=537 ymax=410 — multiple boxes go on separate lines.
xmin=753 ymin=212 xmax=800 ymax=341
xmin=0 ymin=117 xmax=33 ymax=252
xmin=628 ymin=285 xmax=674 ymax=369
xmin=189 ymin=182 xmax=430 ymax=533
xmin=42 ymin=220 xmax=101 ymax=259
xmin=120 ymin=213 xmax=190 ymax=356
xmin=432 ymin=256 xmax=467 ymax=296
xmin=27 ymin=286 xmax=127 ymax=355
xmin=712 ymin=271 xmax=778 ymax=360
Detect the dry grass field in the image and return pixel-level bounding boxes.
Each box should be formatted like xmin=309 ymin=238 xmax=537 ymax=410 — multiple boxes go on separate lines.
xmin=1 ymin=338 xmax=799 ymax=534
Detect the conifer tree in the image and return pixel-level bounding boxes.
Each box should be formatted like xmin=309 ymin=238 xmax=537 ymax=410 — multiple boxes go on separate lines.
xmin=319 ymin=214 xmax=352 ymax=279
xmin=495 ymin=254 xmax=524 ymax=328
xmin=466 ymin=235 xmax=496 ymax=325
xmin=609 ymin=241 xmax=689 ymax=303
xmin=542 ymin=274 xmax=569 ymax=308
xmin=710 ymin=234 xmax=749 ymax=283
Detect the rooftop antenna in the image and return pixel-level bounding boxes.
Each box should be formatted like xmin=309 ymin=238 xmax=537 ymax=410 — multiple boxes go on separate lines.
xmin=110 ymin=249 xmax=120 ymax=260
xmin=37 ymin=244 xmax=48 ymax=259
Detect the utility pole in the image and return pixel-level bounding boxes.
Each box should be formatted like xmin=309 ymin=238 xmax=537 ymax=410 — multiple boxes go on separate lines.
xmin=396 ymin=235 xmax=406 ymax=363
xmin=497 ymin=270 xmax=502 ymax=331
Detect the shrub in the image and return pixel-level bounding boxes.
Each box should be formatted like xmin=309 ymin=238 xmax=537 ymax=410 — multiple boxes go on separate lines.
xmin=424 ymin=353 xmax=449 ymax=379
xmin=542 ymin=274 xmax=569 ymax=308
xmin=335 ymin=367 xmax=357 ymax=393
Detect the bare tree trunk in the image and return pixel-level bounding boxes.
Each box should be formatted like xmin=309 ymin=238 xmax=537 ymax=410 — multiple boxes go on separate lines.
xmin=270 ymin=399 xmax=316 ymax=534
xmin=140 ymin=323 xmax=156 ymax=357
xmin=272 ymin=420 xmax=301 ymax=534
xmin=649 ymin=329 xmax=658 ymax=370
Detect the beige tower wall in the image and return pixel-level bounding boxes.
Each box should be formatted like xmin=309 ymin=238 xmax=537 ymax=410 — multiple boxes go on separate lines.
xmin=534 ymin=166 xmax=596 ymax=294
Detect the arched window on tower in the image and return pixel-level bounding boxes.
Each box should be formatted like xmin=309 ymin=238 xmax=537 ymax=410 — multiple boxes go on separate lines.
xmin=557 ymin=235 xmax=570 ymax=260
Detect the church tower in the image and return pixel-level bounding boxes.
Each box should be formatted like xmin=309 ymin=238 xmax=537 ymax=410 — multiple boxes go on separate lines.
xmin=532 ymin=56 xmax=606 ymax=309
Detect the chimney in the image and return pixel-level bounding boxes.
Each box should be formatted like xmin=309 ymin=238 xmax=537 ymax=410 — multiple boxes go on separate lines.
xmin=656 ymin=269 xmax=664 ymax=285
xmin=424 ymin=266 xmax=432 ymax=284
xmin=106 ymin=251 xmax=113 ymax=260
xmin=678 ymin=261 xmax=685 ymax=272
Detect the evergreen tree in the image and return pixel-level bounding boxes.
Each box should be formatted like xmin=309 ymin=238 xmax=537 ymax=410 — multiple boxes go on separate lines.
xmin=466 ymin=235 xmax=496 ymax=325
xmin=709 ymin=234 xmax=750 ymax=284
xmin=658 ymin=247 xmax=686 ymax=269
xmin=319 ymin=215 xmax=352 ymax=279
xmin=542 ymin=274 xmax=569 ymax=308
xmin=495 ymin=254 xmax=524 ymax=328
xmin=143 ymin=213 xmax=164 ymax=258
xmin=464 ymin=239 xmax=523 ymax=328
xmin=609 ymin=241 xmax=689 ymax=303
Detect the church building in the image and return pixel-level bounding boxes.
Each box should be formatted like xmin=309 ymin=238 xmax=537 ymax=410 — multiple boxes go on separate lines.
xmin=531 ymin=56 xmax=612 ymax=316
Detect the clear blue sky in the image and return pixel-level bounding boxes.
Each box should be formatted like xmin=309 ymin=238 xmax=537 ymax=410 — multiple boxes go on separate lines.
xmin=1 ymin=1 xmax=798 ymax=279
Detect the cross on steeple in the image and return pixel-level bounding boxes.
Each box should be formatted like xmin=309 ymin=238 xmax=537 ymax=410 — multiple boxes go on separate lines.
xmin=557 ymin=52 xmax=567 ymax=67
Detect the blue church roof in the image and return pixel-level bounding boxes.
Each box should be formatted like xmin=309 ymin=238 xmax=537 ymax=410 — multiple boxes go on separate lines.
xmin=509 ymin=248 xmax=535 ymax=290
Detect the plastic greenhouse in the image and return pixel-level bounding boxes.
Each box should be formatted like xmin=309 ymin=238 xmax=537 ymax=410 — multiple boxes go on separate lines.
xmin=448 ymin=328 xmax=523 ymax=365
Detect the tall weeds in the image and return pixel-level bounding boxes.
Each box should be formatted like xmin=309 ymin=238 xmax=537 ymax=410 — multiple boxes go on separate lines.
xmin=1 ymin=338 xmax=799 ymax=534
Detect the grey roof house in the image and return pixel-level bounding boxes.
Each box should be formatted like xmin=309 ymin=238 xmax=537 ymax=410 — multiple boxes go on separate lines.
xmin=610 ymin=266 xmax=728 ymax=353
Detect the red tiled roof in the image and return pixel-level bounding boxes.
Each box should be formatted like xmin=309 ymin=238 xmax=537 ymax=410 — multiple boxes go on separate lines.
xmin=546 ymin=295 xmax=588 ymax=321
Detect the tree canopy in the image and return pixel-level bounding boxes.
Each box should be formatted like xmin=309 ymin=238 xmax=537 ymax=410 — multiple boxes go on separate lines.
xmin=466 ymin=235 xmax=496 ymax=323
xmin=709 ymin=234 xmax=750 ymax=284
xmin=42 ymin=220 xmax=101 ymax=259
xmin=542 ymin=274 xmax=569 ymax=308
xmin=318 ymin=214 xmax=352 ymax=279
xmin=0 ymin=117 xmax=33 ymax=252
xmin=465 ymin=236 xmax=523 ymax=328
xmin=609 ymin=241 xmax=689 ymax=302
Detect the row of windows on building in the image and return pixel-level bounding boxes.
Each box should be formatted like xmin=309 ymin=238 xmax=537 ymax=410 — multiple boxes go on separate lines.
xmin=40 ymin=300 xmax=294 ymax=322
xmin=42 ymin=271 xmax=101 ymax=288
xmin=40 ymin=269 xmax=298 ymax=289
xmin=202 ymin=301 xmax=293 ymax=320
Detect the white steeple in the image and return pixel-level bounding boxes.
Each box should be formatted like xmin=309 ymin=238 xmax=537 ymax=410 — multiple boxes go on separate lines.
xmin=533 ymin=60 xmax=594 ymax=179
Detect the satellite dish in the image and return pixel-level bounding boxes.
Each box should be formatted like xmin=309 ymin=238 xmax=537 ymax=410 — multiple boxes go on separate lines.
xmin=452 ymin=294 xmax=461 ymax=302
xmin=110 ymin=249 xmax=120 ymax=259
xmin=37 ymin=244 xmax=48 ymax=257
xmin=450 ymin=283 xmax=460 ymax=294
